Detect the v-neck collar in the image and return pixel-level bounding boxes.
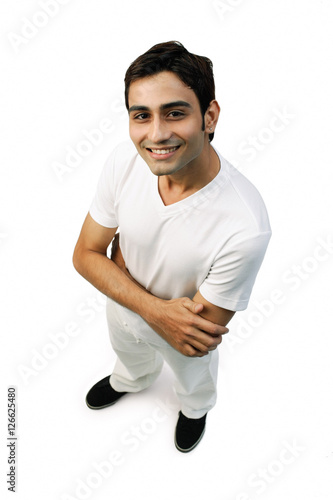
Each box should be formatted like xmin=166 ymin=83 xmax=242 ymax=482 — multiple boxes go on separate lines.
xmin=151 ymin=146 xmax=227 ymax=217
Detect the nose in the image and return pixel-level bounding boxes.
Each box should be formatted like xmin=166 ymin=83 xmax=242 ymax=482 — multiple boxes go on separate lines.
xmin=148 ymin=117 xmax=172 ymax=144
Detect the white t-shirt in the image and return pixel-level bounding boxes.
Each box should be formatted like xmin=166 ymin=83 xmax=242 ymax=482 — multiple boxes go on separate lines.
xmin=89 ymin=141 xmax=271 ymax=311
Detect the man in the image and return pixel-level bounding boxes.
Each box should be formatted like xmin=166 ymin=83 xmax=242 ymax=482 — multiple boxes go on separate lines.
xmin=73 ymin=41 xmax=271 ymax=453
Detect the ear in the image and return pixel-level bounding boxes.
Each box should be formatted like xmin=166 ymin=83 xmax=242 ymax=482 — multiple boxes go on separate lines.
xmin=204 ymin=100 xmax=220 ymax=135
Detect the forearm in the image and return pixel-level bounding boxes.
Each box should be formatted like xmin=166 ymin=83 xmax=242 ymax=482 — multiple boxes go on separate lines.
xmin=73 ymin=248 xmax=160 ymax=323
xmin=74 ymin=240 xmax=228 ymax=357
xmin=73 ymin=249 xmax=190 ymax=349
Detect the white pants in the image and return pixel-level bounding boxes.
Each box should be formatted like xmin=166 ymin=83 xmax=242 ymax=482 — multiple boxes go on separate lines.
xmin=106 ymin=298 xmax=219 ymax=419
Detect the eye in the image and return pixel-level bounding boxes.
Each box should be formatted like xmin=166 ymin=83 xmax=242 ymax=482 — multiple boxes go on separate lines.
xmin=134 ymin=113 xmax=150 ymax=120
xmin=168 ymin=111 xmax=184 ymax=118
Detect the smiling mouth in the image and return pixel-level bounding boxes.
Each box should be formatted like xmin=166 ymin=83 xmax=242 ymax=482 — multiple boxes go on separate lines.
xmin=146 ymin=146 xmax=180 ymax=155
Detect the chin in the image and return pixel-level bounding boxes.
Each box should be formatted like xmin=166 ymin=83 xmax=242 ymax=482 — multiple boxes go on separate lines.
xmin=148 ymin=162 xmax=182 ymax=177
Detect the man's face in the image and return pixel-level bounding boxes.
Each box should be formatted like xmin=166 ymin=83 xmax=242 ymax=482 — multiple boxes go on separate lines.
xmin=128 ymin=71 xmax=209 ymax=177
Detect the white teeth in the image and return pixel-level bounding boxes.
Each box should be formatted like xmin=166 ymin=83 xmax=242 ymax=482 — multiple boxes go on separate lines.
xmin=150 ymin=147 xmax=178 ymax=155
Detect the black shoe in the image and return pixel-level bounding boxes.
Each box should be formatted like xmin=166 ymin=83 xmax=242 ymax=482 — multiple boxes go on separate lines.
xmin=174 ymin=411 xmax=207 ymax=453
xmin=86 ymin=375 xmax=127 ymax=410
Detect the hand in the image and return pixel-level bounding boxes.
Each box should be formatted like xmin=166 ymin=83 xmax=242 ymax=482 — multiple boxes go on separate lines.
xmin=146 ymin=297 xmax=229 ymax=358
xmin=110 ymin=234 xmax=229 ymax=357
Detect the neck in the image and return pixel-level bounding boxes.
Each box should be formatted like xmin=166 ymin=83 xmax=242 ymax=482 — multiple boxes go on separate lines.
xmin=158 ymin=144 xmax=220 ymax=206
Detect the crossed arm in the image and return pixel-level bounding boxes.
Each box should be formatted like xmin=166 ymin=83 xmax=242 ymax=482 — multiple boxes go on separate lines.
xmin=73 ymin=213 xmax=235 ymax=357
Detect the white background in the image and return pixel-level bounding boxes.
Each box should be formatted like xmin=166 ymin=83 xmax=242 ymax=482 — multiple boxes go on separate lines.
xmin=1 ymin=0 xmax=333 ymax=498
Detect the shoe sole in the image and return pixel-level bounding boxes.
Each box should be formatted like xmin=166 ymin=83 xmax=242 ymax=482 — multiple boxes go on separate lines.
xmin=174 ymin=427 xmax=206 ymax=453
xmin=85 ymin=394 xmax=127 ymax=410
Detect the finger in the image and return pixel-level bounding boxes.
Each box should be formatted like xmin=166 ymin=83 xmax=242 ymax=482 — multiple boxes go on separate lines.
xmin=207 ymin=336 xmax=223 ymax=350
xmin=195 ymin=316 xmax=229 ymax=336
xmin=181 ymin=298 xmax=203 ymax=314
xmin=193 ymin=303 xmax=204 ymax=314
xmin=209 ymin=330 xmax=228 ymax=337
xmin=181 ymin=299 xmax=229 ymax=334
xmin=183 ymin=302 xmax=227 ymax=332
xmin=188 ymin=329 xmax=222 ymax=349
xmin=184 ymin=344 xmax=209 ymax=357
xmin=186 ymin=334 xmax=221 ymax=354
xmin=182 ymin=336 xmax=209 ymax=356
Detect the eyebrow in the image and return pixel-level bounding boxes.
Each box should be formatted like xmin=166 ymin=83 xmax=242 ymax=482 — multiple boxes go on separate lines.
xmin=128 ymin=101 xmax=193 ymax=114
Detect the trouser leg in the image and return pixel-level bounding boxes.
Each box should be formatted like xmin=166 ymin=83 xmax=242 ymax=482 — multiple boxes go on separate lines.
xmin=106 ymin=298 xmax=164 ymax=393
xmin=110 ymin=335 xmax=164 ymax=393
xmin=159 ymin=346 xmax=219 ymax=419
xmin=106 ymin=298 xmax=219 ymax=417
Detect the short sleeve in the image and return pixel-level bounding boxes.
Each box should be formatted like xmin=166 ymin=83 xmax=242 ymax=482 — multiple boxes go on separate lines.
xmin=89 ymin=151 xmax=118 ymax=228
xmin=199 ymin=231 xmax=271 ymax=311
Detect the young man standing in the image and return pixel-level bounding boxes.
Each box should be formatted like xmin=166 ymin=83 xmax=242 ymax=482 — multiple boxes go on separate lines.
xmin=73 ymin=41 xmax=271 ymax=453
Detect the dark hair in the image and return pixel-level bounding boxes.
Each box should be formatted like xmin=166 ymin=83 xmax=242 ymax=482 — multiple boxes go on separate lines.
xmin=124 ymin=41 xmax=216 ymax=142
